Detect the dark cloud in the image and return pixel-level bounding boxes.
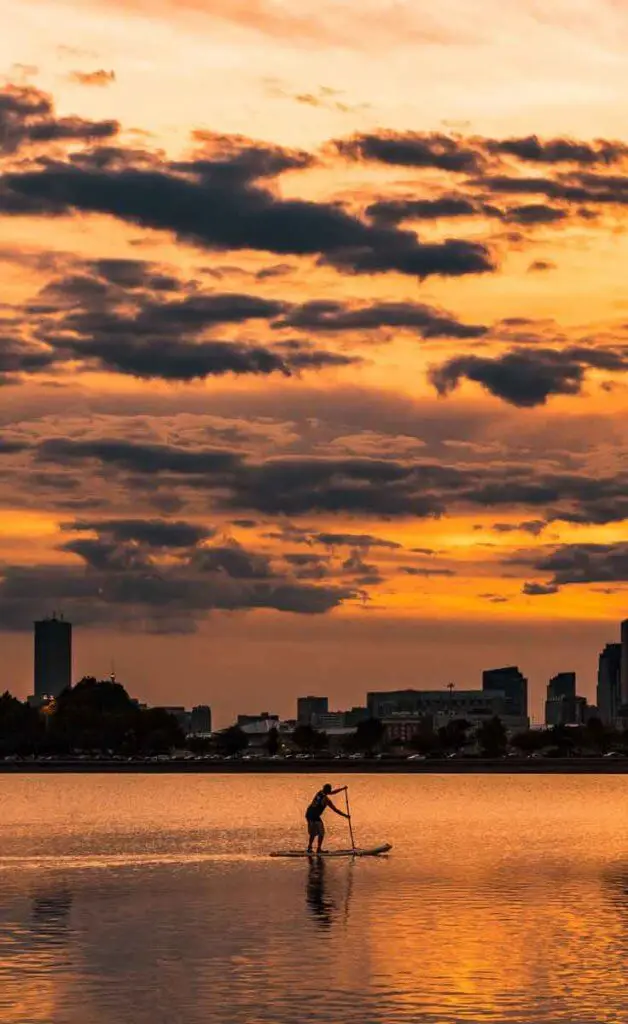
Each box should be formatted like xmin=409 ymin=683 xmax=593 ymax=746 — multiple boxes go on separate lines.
xmin=476 ymin=173 xmax=628 ymax=207
xmin=26 ymin=270 xmax=358 ymax=382
xmin=279 ymin=300 xmax=487 ymax=338
xmin=487 ymin=135 xmax=628 ymax=166
xmin=491 ymin=520 xmax=547 ymax=536
xmin=65 ymin=517 xmax=215 ymax=548
xmin=26 ymin=433 xmax=628 ymax=527
xmin=59 ymin=335 xmax=293 ymax=382
xmin=0 ymin=83 xmax=118 ymax=155
xmin=36 ymin=438 xmax=243 ymax=476
xmin=503 ymin=204 xmax=568 ymax=225
xmin=314 ymin=532 xmax=401 ymax=549
xmin=532 ymin=543 xmax=628 ymax=586
xmin=0 ymin=518 xmax=360 ymax=632
xmin=336 ymin=131 xmax=484 ymax=173
xmin=68 ymin=70 xmax=116 ymax=87
xmin=402 ymin=566 xmax=456 ymax=576
xmin=528 ymin=260 xmax=557 ymax=273
xmin=190 ymin=541 xmax=273 ymax=579
xmin=522 ymin=581 xmax=560 ymax=595
xmin=366 ymin=196 xmax=484 ymax=225
xmin=3 ymin=158 xmax=493 ymax=279
xmin=0 ymin=339 xmax=57 ymax=383
xmin=429 ymin=346 xmax=628 ymax=407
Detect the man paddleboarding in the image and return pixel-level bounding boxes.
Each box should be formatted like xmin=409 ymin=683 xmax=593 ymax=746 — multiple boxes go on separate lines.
xmin=305 ymin=784 xmax=349 ymax=854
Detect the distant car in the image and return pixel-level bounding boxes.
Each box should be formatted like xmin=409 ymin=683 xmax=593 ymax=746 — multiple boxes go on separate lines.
xmin=407 ymin=754 xmax=426 ymax=761
xmin=604 ymin=751 xmax=625 ymax=758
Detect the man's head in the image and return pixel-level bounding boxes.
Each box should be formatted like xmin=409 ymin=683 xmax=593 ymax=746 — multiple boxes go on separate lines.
xmin=323 ymin=783 xmax=332 ymax=794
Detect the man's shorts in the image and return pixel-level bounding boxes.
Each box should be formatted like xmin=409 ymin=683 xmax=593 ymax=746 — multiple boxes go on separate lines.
xmin=307 ymin=818 xmax=324 ymax=839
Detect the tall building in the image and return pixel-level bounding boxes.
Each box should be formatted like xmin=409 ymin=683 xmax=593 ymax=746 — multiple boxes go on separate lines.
xmin=34 ymin=614 xmax=72 ymax=699
xmin=190 ymin=705 xmax=212 ymax=735
xmin=482 ymin=667 xmax=528 ymax=721
xmin=621 ymin=620 xmax=628 ymax=706
xmin=297 ymin=696 xmax=328 ymax=725
xmin=545 ymin=672 xmax=578 ymax=726
xmin=597 ymin=643 xmax=622 ymax=725
xmin=547 ymin=672 xmax=576 ymax=701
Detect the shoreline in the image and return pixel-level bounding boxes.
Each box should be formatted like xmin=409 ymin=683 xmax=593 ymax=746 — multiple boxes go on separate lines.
xmin=0 ymin=758 xmax=627 ymax=774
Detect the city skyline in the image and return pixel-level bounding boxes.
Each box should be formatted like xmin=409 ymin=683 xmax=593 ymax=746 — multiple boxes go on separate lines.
xmin=2 ymin=0 xmax=628 ymax=726
xmin=18 ymin=611 xmax=628 ymax=729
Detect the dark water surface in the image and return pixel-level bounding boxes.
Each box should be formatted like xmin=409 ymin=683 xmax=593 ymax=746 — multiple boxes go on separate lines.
xmin=1 ymin=774 xmax=627 ymax=1024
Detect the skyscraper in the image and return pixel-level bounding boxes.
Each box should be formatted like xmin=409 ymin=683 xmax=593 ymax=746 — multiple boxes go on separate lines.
xmin=297 ymin=696 xmax=328 ymax=725
xmin=482 ymin=666 xmax=528 ymax=721
xmin=34 ymin=614 xmax=72 ymax=699
xmin=545 ymin=672 xmax=577 ymax=726
xmin=621 ymin=620 xmax=628 ymax=706
xmin=598 ymin=643 xmax=622 ymax=726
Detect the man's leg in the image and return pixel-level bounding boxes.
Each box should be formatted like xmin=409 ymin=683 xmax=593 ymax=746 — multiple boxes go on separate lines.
xmin=307 ymin=820 xmax=314 ymax=853
xmin=316 ymin=821 xmax=325 ymax=854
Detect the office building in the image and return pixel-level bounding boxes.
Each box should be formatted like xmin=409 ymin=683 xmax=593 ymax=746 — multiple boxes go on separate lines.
xmin=368 ymin=688 xmax=508 ymax=722
xmin=621 ymin=620 xmax=628 ymax=707
xmin=297 ymin=696 xmax=328 ymax=726
xmin=190 ymin=705 xmax=212 ymax=735
xmin=548 ymin=672 xmax=576 ymax=702
xmin=597 ymin=644 xmax=622 ymax=726
xmin=482 ymin=666 xmax=528 ymax=720
xmin=237 ymin=712 xmax=278 ymax=728
xmin=34 ymin=614 xmax=72 ymax=699
xmin=545 ymin=672 xmax=578 ymax=727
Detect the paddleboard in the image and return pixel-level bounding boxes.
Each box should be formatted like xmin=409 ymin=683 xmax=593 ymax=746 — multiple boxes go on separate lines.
xmin=270 ymin=843 xmax=392 ymax=858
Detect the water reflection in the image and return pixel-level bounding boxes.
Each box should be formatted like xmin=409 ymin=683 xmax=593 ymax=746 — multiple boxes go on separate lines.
xmin=306 ymin=857 xmax=336 ymax=927
xmin=305 ymin=857 xmax=355 ymax=931
xmin=0 ymin=775 xmax=628 ymax=1024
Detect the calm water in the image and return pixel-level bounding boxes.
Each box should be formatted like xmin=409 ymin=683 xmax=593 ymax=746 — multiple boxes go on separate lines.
xmin=1 ymin=774 xmax=627 ymax=1024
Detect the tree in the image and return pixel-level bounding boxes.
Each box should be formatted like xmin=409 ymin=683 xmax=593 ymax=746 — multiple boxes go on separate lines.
xmin=266 ymin=726 xmax=280 ymax=757
xmin=510 ymin=729 xmax=548 ymax=755
xmin=292 ymin=724 xmax=327 ymax=753
xmin=476 ymin=717 xmax=507 ymax=758
xmin=216 ymin=726 xmax=249 ymax=757
xmin=0 ymin=692 xmax=43 ymax=755
xmin=354 ymin=717 xmax=385 ymax=755
xmin=437 ymin=718 xmax=471 ymax=755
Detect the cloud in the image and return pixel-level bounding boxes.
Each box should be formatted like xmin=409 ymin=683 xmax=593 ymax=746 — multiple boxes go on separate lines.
xmin=522 ymin=581 xmax=560 ymax=595
xmin=487 ymin=135 xmax=628 ymax=165
xmin=491 ymin=520 xmax=547 ymax=536
xmin=502 ymin=203 xmax=568 ymax=225
xmin=3 ymin=157 xmax=493 ymax=279
xmin=531 ymin=543 xmax=628 ymax=586
xmin=315 ymin=532 xmax=401 ymax=549
xmin=528 ymin=260 xmax=557 ymax=273
xmin=69 ymin=70 xmax=116 ymax=87
xmin=0 ymin=83 xmax=118 ymax=155
xmin=279 ymin=300 xmax=487 ymax=338
xmin=64 ymin=517 xmax=215 ymax=548
xmin=429 ymin=345 xmax=628 ymax=406
xmin=22 ymin=267 xmax=361 ymax=382
xmin=366 ymin=195 xmax=489 ymax=225
xmin=336 ymin=131 xmax=484 ymax=173
xmin=402 ymin=566 xmax=456 ymax=576
xmin=0 ymin=520 xmax=360 ymax=632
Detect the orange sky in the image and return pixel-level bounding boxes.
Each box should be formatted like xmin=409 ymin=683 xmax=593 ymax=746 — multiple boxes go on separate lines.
xmin=1 ymin=0 xmax=627 ymax=724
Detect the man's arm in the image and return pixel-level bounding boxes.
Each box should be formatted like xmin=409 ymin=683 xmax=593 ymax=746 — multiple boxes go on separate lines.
xmin=330 ymin=786 xmax=347 ymax=795
xmin=325 ymin=798 xmax=349 ymax=818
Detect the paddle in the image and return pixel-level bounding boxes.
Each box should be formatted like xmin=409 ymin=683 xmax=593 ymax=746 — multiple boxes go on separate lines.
xmin=344 ymin=786 xmax=356 ymax=853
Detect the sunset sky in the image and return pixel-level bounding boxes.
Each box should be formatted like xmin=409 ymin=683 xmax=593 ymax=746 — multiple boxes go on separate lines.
xmin=2 ymin=0 xmax=628 ymax=725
